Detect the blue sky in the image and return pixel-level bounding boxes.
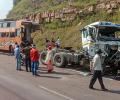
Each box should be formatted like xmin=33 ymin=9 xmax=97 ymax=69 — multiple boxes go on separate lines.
xmin=0 ymin=0 xmax=13 ymax=19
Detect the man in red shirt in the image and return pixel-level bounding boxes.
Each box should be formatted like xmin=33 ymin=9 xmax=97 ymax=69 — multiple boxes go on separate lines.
xmin=30 ymin=44 xmax=39 ymax=76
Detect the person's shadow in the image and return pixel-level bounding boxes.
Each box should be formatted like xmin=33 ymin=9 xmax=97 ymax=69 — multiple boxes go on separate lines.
xmin=91 ymin=88 xmax=120 ymax=95
xmin=104 ymin=75 xmax=120 ymax=81
xmin=107 ymin=90 xmax=120 ymax=94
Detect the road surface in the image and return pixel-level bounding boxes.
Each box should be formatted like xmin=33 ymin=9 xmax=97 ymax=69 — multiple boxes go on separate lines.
xmin=0 ymin=53 xmax=120 ymax=100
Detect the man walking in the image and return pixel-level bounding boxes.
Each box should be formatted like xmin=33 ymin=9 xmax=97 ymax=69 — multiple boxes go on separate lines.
xmin=89 ymin=49 xmax=108 ymax=91
xmin=14 ymin=45 xmax=21 ymax=70
xmin=30 ymin=44 xmax=39 ymax=76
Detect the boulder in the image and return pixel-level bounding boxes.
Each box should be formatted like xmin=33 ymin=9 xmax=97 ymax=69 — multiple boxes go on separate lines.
xmin=105 ymin=3 xmax=111 ymax=10
xmin=107 ymin=9 xmax=114 ymax=14
xmin=88 ymin=6 xmax=94 ymax=12
xmin=96 ymin=3 xmax=106 ymax=9
xmin=110 ymin=2 xmax=118 ymax=9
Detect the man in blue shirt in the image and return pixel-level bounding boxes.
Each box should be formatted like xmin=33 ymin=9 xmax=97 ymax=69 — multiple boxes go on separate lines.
xmin=14 ymin=45 xmax=21 ymax=70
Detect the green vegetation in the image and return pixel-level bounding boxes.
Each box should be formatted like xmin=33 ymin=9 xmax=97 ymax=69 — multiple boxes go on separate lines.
xmin=7 ymin=0 xmax=120 ymax=50
xmin=8 ymin=0 xmax=97 ymax=19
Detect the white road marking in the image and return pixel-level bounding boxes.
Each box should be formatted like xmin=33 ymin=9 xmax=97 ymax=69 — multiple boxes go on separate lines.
xmin=38 ymin=85 xmax=74 ymax=100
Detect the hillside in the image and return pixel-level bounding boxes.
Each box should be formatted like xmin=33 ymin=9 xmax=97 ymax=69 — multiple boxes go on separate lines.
xmin=7 ymin=0 xmax=120 ymax=50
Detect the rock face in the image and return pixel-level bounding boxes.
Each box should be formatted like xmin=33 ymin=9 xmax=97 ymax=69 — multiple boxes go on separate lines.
xmin=24 ymin=0 xmax=120 ymax=23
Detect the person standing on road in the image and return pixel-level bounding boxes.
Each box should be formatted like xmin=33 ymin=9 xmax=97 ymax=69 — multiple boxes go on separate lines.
xmin=9 ymin=45 xmax=14 ymax=56
xmin=30 ymin=44 xmax=40 ymax=76
xmin=89 ymin=49 xmax=108 ymax=91
xmin=14 ymin=42 xmax=18 ymax=49
xmin=23 ymin=43 xmax=31 ymax=72
xmin=14 ymin=45 xmax=21 ymax=70
xmin=45 ymin=46 xmax=54 ymax=72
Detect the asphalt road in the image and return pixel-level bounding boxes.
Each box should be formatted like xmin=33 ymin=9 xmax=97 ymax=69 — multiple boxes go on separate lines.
xmin=0 ymin=53 xmax=120 ymax=100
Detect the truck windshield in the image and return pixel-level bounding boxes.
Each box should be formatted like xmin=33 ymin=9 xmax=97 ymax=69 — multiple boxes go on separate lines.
xmin=98 ymin=27 xmax=120 ymax=41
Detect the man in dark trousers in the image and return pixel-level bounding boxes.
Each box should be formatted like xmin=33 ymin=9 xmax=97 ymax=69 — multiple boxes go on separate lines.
xmin=89 ymin=49 xmax=108 ymax=91
xmin=23 ymin=43 xmax=31 ymax=72
xmin=30 ymin=44 xmax=40 ymax=76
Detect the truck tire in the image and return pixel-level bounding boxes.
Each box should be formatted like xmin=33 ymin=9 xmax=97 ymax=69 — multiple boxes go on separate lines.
xmin=53 ymin=53 xmax=66 ymax=67
xmin=40 ymin=51 xmax=47 ymax=65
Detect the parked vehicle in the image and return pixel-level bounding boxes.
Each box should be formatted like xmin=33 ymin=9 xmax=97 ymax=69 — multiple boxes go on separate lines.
xmin=0 ymin=19 xmax=39 ymax=52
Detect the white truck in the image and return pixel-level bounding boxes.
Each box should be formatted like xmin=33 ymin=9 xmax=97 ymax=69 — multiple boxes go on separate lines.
xmin=41 ymin=21 xmax=120 ymax=74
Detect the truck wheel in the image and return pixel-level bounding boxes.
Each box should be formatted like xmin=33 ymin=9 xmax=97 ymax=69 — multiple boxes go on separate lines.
xmin=53 ymin=53 xmax=66 ymax=67
xmin=40 ymin=51 xmax=47 ymax=65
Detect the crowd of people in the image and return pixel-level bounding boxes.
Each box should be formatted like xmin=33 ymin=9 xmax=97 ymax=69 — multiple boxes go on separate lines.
xmin=12 ymin=37 xmax=60 ymax=76
xmin=11 ymin=37 xmax=110 ymax=91
xmin=14 ymin=42 xmax=40 ymax=76
xmin=45 ymin=37 xmax=61 ymax=49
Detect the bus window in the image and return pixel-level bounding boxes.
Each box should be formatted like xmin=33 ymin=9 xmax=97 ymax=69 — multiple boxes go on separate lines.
xmin=7 ymin=23 xmax=11 ymax=27
xmin=3 ymin=23 xmax=7 ymax=28
xmin=6 ymin=33 xmax=9 ymax=37
xmin=10 ymin=22 xmax=16 ymax=27
xmin=0 ymin=32 xmax=2 ymax=37
xmin=1 ymin=33 xmax=6 ymax=37
xmin=0 ymin=23 xmax=3 ymax=28
xmin=10 ymin=32 xmax=15 ymax=37
xmin=0 ymin=24 xmax=1 ymax=28
xmin=4 ymin=33 xmax=7 ymax=37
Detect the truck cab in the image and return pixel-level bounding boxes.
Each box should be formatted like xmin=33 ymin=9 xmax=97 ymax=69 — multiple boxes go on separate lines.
xmin=81 ymin=21 xmax=120 ymax=59
xmin=81 ymin=21 xmax=120 ymax=74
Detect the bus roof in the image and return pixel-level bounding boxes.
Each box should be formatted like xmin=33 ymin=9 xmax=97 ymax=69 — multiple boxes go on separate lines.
xmin=0 ymin=19 xmax=39 ymax=25
xmin=0 ymin=19 xmax=15 ymax=22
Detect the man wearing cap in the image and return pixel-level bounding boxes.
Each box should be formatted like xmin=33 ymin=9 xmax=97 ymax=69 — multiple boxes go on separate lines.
xmin=30 ymin=44 xmax=40 ymax=76
xmin=89 ymin=49 xmax=108 ymax=91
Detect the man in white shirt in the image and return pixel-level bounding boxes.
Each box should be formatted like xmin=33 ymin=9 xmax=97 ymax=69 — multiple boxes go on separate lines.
xmin=89 ymin=49 xmax=108 ymax=91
